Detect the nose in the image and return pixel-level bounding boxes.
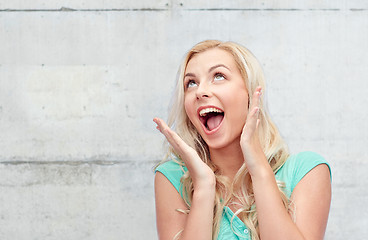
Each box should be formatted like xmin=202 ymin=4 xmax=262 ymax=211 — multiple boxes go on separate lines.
xmin=196 ymin=82 xmax=211 ymax=99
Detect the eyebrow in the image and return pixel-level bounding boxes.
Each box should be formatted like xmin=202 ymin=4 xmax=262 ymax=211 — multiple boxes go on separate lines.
xmin=208 ymin=64 xmax=230 ymax=73
xmin=184 ymin=72 xmax=196 ymax=78
xmin=184 ymin=64 xmax=230 ymax=78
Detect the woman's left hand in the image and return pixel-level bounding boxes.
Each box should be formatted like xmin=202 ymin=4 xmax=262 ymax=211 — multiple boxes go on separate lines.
xmin=240 ymin=86 xmax=269 ymax=176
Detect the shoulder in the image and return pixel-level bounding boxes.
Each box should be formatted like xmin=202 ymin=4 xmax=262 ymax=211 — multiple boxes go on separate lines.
xmin=275 ymin=151 xmax=331 ymax=197
xmin=285 ymin=153 xmax=331 ymax=239
xmin=154 ymin=160 xmax=189 ymax=239
xmin=155 ymin=159 xmax=188 ymax=194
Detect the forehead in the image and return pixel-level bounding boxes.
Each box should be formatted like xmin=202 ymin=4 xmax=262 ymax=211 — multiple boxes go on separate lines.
xmin=185 ymin=48 xmax=237 ymax=73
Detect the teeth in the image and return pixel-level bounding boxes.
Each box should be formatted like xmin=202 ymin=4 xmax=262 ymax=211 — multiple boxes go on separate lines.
xmin=199 ymin=107 xmax=223 ymax=117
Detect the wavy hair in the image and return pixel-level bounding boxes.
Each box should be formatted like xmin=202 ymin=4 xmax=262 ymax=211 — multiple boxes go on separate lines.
xmin=161 ymin=40 xmax=291 ymax=240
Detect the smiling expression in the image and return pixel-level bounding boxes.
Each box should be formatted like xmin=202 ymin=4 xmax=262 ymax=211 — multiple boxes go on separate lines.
xmin=183 ymin=48 xmax=249 ymax=150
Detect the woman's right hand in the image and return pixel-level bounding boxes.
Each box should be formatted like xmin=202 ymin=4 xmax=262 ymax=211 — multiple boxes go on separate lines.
xmin=153 ymin=117 xmax=216 ymax=190
xmin=154 ymin=118 xmax=216 ymax=240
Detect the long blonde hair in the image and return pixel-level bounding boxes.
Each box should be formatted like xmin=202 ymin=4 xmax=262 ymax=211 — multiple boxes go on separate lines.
xmin=162 ymin=40 xmax=291 ymax=239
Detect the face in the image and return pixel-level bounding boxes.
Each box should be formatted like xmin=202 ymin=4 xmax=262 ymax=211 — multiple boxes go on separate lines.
xmin=183 ymin=48 xmax=249 ymax=150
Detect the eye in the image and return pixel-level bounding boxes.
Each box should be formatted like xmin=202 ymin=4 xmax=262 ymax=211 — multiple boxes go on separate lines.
xmin=186 ymin=80 xmax=197 ymax=88
xmin=214 ymin=73 xmax=225 ymax=81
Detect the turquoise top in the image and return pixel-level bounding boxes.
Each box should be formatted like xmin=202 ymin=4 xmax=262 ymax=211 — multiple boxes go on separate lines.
xmin=155 ymin=151 xmax=331 ymax=239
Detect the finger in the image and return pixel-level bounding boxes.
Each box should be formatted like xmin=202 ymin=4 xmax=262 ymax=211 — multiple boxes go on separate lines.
xmin=153 ymin=119 xmax=213 ymax=183
xmin=153 ymin=118 xmax=176 ymax=141
xmin=153 ymin=118 xmax=192 ymax=156
xmin=153 ymin=117 xmax=166 ymax=133
xmin=248 ymin=86 xmax=262 ymax=112
xmin=244 ymin=87 xmax=262 ymax=132
xmin=243 ymin=107 xmax=260 ymax=137
xmin=154 ymin=118 xmax=179 ymax=141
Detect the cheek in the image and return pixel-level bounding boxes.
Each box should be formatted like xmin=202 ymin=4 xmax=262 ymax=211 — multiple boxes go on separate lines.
xmin=238 ymin=88 xmax=249 ymax=112
xmin=184 ymin=97 xmax=196 ymax=122
xmin=227 ymin=92 xmax=249 ymax=125
xmin=240 ymin=97 xmax=249 ymax=124
xmin=241 ymin=95 xmax=249 ymax=119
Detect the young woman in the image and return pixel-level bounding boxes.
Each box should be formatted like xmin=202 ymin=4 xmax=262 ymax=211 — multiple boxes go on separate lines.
xmin=153 ymin=40 xmax=331 ymax=240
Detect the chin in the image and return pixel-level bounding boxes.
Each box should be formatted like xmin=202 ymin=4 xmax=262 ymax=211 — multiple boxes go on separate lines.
xmin=202 ymin=134 xmax=241 ymax=151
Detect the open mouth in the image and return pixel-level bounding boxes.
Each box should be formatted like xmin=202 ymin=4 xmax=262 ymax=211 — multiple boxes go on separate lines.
xmin=199 ymin=107 xmax=224 ymax=131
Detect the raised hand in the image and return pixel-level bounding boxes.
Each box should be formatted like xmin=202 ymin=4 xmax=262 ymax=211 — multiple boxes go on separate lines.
xmin=240 ymin=86 xmax=269 ymax=176
xmin=153 ymin=118 xmax=216 ymax=190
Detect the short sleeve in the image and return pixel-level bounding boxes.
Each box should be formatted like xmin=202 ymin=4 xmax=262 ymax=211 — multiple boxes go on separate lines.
xmin=275 ymin=151 xmax=331 ymax=197
xmin=155 ymin=160 xmax=187 ymax=194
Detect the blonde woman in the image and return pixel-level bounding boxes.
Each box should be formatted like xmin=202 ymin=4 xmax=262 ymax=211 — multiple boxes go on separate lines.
xmin=153 ymin=40 xmax=331 ymax=240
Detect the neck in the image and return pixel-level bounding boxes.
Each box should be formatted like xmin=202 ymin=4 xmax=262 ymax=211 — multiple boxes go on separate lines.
xmin=209 ymin=138 xmax=245 ymax=181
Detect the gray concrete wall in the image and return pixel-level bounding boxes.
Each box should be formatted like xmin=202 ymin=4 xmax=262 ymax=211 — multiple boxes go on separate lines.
xmin=0 ymin=1 xmax=367 ymax=239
